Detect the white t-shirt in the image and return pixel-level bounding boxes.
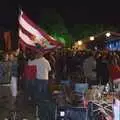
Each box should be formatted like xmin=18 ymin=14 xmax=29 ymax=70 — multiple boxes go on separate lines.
xmin=83 ymin=56 xmax=96 ymax=81
xmin=28 ymin=57 xmax=51 ymax=80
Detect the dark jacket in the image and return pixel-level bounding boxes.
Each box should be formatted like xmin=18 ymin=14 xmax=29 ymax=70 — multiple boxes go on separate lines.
xmin=11 ymin=60 xmax=18 ymax=77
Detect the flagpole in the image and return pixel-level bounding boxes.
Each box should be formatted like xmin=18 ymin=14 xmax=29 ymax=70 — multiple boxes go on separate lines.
xmin=18 ymin=4 xmax=22 ymax=13
xmin=18 ymin=4 xmax=22 ymax=51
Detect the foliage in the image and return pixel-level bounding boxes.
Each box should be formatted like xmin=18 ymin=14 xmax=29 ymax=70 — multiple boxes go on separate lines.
xmin=38 ymin=9 xmax=119 ymax=47
xmin=70 ymin=24 xmax=119 ymax=41
xmin=38 ymin=8 xmax=72 ymax=47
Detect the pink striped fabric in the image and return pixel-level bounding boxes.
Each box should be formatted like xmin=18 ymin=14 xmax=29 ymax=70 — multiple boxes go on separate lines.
xmin=18 ymin=10 xmax=63 ymax=52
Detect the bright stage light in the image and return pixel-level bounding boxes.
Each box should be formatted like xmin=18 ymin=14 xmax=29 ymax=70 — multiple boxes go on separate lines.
xmin=78 ymin=40 xmax=83 ymax=45
xmin=90 ymin=36 xmax=95 ymax=41
xmin=105 ymin=32 xmax=111 ymax=37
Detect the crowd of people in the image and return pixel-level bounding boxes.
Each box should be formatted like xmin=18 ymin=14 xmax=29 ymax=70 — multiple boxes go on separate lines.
xmin=44 ymin=49 xmax=120 ymax=87
xmin=0 ymin=51 xmax=18 ymax=109
xmin=0 ymin=48 xmax=120 ymax=118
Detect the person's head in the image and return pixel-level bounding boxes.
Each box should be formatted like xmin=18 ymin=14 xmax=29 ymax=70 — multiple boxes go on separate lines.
xmin=4 ymin=53 xmax=9 ymax=61
xmin=102 ymin=54 xmax=107 ymax=59
xmin=36 ymin=52 xmax=44 ymax=58
xmin=50 ymin=52 xmax=55 ymax=56
xmin=0 ymin=53 xmax=4 ymax=61
xmin=113 ymin=52 xmax=116 ymax=56
xmin=9 ymin=52 xmax=17 ymax=61
xmin=96 ymin=53 xmax=101 ymax=59
xmin=28 ymin=52 xmax=36 ymax=60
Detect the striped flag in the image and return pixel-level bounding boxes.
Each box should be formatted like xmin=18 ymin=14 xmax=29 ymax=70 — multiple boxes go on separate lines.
xmin=100 ymin=108 xmax=113 ymax=120
xmin=18 ymin=10 xmax=63 ymax=52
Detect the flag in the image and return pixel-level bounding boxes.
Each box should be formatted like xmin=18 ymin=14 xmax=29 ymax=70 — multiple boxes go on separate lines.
xmin=18 ymin=10 xmax=63 ymax=52
xmin=100 ymin=108 xmax=113 ymax=120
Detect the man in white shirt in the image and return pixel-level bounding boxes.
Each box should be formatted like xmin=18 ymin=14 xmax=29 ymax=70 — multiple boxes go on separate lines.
xmin=28 ymin=52 xmax=51 ymax=101
xmin=83 ymin=52 xmax=97 ymax=86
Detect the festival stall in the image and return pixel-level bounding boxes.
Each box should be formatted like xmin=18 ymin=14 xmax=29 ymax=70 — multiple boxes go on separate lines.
xmin=83 ymin=31 xmax=120 ymax=51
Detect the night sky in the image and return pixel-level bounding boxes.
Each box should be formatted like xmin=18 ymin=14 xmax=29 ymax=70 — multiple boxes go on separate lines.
xmin=0 ymin=0 xmax=120 ymax=30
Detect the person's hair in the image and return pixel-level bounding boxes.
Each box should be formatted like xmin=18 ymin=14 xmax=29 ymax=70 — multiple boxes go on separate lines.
xmin=36 ymin=52 xmax=44 ymax=58
xmin=9 ymin=51 xmax=17 ymax=58
xmin=29 ymin=53 xmax=36 ymax=60
xmin=3 ymin=52 xmax=9 ymax=58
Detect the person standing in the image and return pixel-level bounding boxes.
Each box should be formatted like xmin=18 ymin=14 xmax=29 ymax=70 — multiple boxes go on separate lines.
xmin=25 ymin=53 xmax=36 ymax=101
xmin=96 ymin=53 xmax=102 ymax=85
xmin=44 ymin=52 xmax=56 ymax=80
xmin=9 ymin=52 xmax=18 ymax=110
xmin=28 ymin=52 xmax=51 ymax=101
xmin=0 ymin=53 xmax=11 ymax=109
xmin=83 ymin=52 xmax=97 ymax=86
xmin=100 ymin=54 xmax=109 ymax=85
xmin=29 ymin=52 xmax=52 ymax=120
